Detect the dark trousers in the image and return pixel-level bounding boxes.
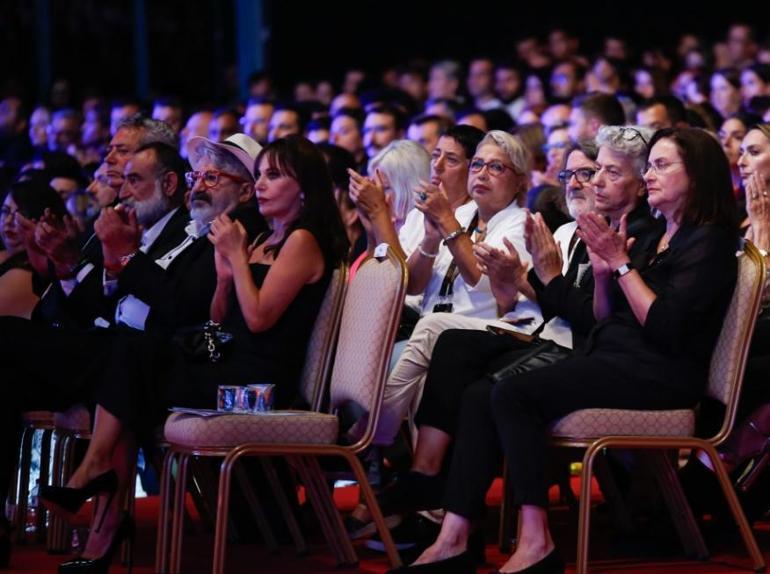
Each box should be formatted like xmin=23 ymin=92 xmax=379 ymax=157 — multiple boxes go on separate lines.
xmin=0 ymin=317 xmax=115 ymax=505
xmin=444 ymin=354 xmax=699 ymax=518
xmin=415 ymin=329 xmax=530 ymax=436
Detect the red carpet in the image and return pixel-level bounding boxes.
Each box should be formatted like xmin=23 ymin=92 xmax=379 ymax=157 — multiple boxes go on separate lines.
xmin=7 ymin=478 xmax=770 ymax=573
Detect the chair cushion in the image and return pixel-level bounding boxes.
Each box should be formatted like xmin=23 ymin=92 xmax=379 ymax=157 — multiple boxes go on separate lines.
xmin=163 ymin=411 xmax=340 ymax=448
xmin=53 ymin=405 xmax=92 ymax=433
xmin=550 ymin=408 xmax=695 ymax=439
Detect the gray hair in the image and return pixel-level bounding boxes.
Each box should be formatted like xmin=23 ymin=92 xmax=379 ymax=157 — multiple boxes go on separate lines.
xmin=368 ymin=139 xmax=430 ymax=228
xmin=596 ymin=125 xmax=653 ymax=176
xmin=117 ymin=113 xmax=178 ymax=148
xmin=477 ymin=130 xmax=532 ymax=183
xmin=190 ymin=140 xmax=254 ymax=183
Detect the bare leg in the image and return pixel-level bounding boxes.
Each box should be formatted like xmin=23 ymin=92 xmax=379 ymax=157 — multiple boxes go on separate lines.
xmin=411 ymin=425 xmax=451 ymax=476
xmin=497 ymin=505 xmax=554 ymax=573
xmin=80 ymin=426 xmax=137 ymax=560
xmin=411 ymin=511 xmax=470 ymax=564
xmin=67 ymin=405 xmax=124 ymax=489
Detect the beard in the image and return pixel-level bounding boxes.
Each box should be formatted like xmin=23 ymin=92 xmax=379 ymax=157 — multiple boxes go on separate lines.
xmin=125 ymin=182 xmax=172 ymax=227
xmin=189 ymin=189 xmax=239 ymax=226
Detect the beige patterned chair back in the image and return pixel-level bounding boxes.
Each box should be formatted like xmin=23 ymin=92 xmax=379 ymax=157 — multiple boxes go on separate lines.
xmin=705 ymin=241 xmax=765 ymax=442
xmin=328 ymin=248 xmax=407 ymax=439
xmin=297 ymin=264 xmax=348 ymax=411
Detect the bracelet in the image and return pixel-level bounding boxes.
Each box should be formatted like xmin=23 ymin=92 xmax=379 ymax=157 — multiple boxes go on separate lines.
xmin=442 ymin=227 xmax=465 ymax=245
xmin=418 ymin=244 xmax=439 ymax=258
xmin=103 ymin=250 xmax=138 ymax=277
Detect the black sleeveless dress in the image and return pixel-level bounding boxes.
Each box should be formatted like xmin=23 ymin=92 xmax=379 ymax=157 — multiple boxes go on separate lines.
xmin=95 ymin=261 xmax=331 ymax=444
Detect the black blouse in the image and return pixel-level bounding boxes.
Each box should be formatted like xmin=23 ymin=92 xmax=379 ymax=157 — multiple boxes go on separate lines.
xmin=585 ymin=223 xmax=738 ymax=394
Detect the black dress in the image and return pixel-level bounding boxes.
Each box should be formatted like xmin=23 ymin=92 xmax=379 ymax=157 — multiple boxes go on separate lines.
xmin=95 ymin=262 xmax=331 ymax=444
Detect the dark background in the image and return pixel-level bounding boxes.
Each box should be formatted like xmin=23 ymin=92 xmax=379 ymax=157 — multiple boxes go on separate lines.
xmin=0 ymin=0 xmax=767 ymax=107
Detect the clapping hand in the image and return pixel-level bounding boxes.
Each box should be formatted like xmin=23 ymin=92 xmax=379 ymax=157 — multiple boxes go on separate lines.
xmin=474 ymin=237 xmax=529 ymax=311
xmin=348 ymin=168 xmax=389 ymax=221
xmin=746 ymin=173 xmax=770 ymax=252
xmin=36 ymin=209 xmax=85 ymax=278
xmin=414 ymin=180 xmax=453 ymax=231
xmin=14 ymin=212 xmax=50 ymax=277
xmin=576 ymin=212 xmax=635 ymax=279
xmin=208 ymin=213 xmax=248 ymax=265
xmin=525 ymin=211 xmax=563 ymax=285
xmin=94 ymin=205 xmax=142 ymax=269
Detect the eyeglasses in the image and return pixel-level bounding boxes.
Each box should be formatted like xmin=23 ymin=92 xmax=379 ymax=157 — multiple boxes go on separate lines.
xmin=557 ymin=168 xmax=596 ymax=185
xmin=469 ymin=158 xmax=519 ymax=177
xmin=618 ymin=126 xmax=649 ymax=147
xmin=641 ymin=159 xmax=684 ymax=177
xmin=0 ymin=206 xmax=19 ymax=219
xmin=542 ymin=142 xmax=571 ymax=153
xmin=184 ymin=170 xmax=251 ymax=189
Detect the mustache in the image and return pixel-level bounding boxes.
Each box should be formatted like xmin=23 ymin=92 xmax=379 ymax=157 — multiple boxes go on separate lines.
xmin=191 ymin=191 xmax=212 ymax=204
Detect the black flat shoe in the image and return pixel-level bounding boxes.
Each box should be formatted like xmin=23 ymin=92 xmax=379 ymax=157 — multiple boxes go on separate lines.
xmin=386 ymin=550 xmax=475 ymax=573
xmin=491 ymin=548 xmax=564 ymax=574
xmin=40 ymin=469 xmax=118 ymax=520
xmin=58 ymin=513 xmax=134 ymax=574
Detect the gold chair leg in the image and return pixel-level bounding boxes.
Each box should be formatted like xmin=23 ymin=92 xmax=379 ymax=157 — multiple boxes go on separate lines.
xmin=342 ymin=450 xmax=402 ymax=568
xmin=293 ymin=456 xmax=347 ymax=564
xmin=213 ymin=451 xmax=238 ymax=574
xmin=700 ymin=443 xmax=766 ymax=572
xmin=576 ymin=443 xmax=602 ymax=574
xmin=306 ymin=456 xmax=357 ymax=566
xmin=233 ymin=462 xmax=278 ymax=552
xmin=642 ymin=450 xmax=708 ymax=559
xmin=260 ymin=458 xmax=308 ymax=555
xmin=170 ymin=452 xmax=190 ymax=574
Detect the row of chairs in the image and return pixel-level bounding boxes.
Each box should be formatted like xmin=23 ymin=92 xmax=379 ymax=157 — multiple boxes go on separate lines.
xmin=12 ymin=241 xmax=769 ymax=572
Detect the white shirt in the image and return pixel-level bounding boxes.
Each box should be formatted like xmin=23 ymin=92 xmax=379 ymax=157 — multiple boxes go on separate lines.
xmin=538 ymin=221 xmax=578 ymax=349
xmin=398 ymin=201 xmax=478 ymax=313
xmin=109 ymin=209 xmax=208 ymax=330
xmin=418 ymin=200 xmax=540 ymax=326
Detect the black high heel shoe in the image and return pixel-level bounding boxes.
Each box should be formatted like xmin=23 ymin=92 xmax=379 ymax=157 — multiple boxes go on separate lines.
xmin=40 ymin=470 xmax=118 ymax=521
xmin=58 ymin=513 xmax=134 ymax=574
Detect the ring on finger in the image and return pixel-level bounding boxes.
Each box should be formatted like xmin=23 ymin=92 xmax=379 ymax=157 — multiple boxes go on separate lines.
xmin=419 ymin=192 xmax=427 ymax=201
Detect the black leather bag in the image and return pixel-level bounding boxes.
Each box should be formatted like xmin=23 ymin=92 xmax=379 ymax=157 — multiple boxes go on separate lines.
xmin=173 ymin=320 xmax=234 ymax=363
xmin=487 ymin=339 xmax=571 ymax=385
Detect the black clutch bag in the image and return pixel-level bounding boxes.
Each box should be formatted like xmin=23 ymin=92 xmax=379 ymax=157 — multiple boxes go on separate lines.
xmin=173 ymin=320 xmax=234 ymax=363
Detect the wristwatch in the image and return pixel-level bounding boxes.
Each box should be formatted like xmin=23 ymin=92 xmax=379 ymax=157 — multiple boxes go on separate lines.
xmin=612 ymin=261 xmax=634 ymax=279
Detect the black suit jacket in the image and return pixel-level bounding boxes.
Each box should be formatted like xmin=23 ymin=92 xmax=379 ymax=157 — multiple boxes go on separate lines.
xmin=32 ymin=206 xmax=191 ymax=330
xmin=528 ymin=203 xmax=664 ymax=351
xmin=116 ymin=204 xmax=267 ymax=336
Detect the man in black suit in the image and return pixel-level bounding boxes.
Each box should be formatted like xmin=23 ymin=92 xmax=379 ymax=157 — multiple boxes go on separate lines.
xmin=0 ymin=133 xmax=266 ymax=523
xmin=29 ymin=115 xmax=180 ymax=329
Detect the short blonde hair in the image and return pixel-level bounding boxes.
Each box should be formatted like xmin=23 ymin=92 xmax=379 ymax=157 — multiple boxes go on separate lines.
xmin=368 ymin=139 xmax=430 ymax=228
